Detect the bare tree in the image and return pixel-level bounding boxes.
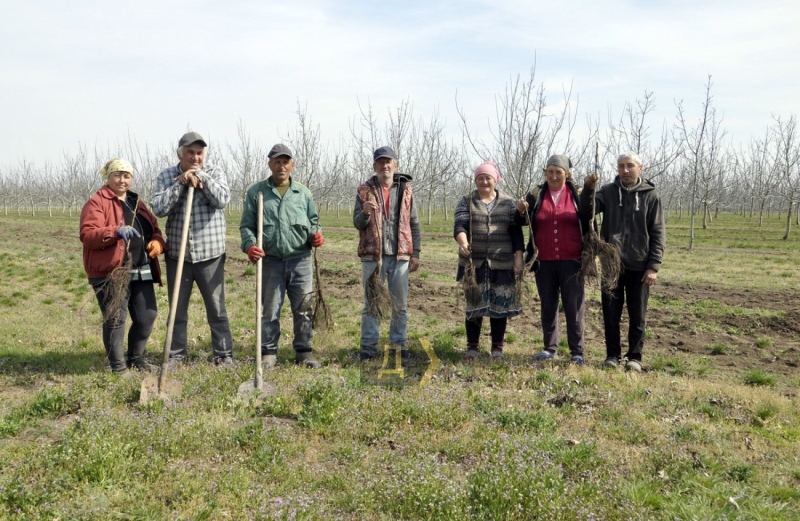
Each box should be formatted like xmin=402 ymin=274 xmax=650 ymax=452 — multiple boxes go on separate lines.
xmin=226 ymin=120 xmax=268 ymax=211
xmin=771 ymin=115 xmax=800 ymax=239
xmin=607 ymin=90 xmax=681 ymax=186
xmin=0 ymin=168 xmax=11 ymax=215
xmin=458 ymin=65 xmax=583 ymax=200
xmin=675 ymin=76 xmax=725 ymax=249
xmin=286 ymin=102 xmax=324 ymax=189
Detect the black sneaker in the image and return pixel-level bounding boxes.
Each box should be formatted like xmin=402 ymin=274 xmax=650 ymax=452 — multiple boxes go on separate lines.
xmin=358 ymin=352 xmax=376 ymax=362
xmin=130 ymin=361 xmax=158 ymax=372
xmin=389 ymin=348 xmax=413 ymax=361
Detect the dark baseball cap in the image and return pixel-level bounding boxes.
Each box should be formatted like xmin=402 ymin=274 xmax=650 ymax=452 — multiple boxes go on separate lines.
xmin=178 ymin=131 xmax=207 ymax=148
xmin=268 ymin=143 xmax=293 ymax=159
xmin=373 ymin=146 xmax=396 ymax=161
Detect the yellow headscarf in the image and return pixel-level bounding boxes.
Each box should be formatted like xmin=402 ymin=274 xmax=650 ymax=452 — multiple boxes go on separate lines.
xmin=99 ymin=158 xmax=134 ymax=182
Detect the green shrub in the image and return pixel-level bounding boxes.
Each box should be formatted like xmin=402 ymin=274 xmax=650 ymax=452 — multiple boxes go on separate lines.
xmin=744 ymin=369 xmax=776 ymax=386
xmin=728 ymin=462 xmax=755 ymax=482
xmin=708 ymin=343 xmax=728 ymax=355
xmin=297 ymin=376 xmax=346 ymax=432
xmin=754 ymin=336 xmax=772 ymax=348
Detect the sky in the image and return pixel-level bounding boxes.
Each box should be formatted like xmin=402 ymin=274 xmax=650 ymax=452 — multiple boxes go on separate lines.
xmin=1 ymin=0 xmax=798 ymax=166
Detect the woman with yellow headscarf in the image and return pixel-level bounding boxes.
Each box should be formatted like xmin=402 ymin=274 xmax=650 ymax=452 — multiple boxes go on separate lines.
xmin=79 ymin=159 xmax=168 ymax=375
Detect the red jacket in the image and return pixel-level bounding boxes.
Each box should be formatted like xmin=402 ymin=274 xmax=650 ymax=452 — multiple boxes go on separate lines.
xmin=79 ymin=186 xmax=167 ymax=283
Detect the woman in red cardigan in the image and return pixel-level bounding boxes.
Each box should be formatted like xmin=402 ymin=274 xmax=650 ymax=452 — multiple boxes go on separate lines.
xmin=79 ymin=159 xmax=168 ymax=375
xmin=517 ymin=155 xmax=590 ymax=365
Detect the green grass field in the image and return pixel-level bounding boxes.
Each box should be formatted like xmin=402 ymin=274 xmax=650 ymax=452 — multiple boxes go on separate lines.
xmin=1 ymin=209 xmax=799 ymax=520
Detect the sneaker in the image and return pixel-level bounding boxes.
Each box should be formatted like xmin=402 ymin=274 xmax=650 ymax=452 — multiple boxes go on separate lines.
xmin=262 ymin=353 xmax=278 ymax=368
xmin=167 ymin=358 xmax=183 ymax=371
xmin=491 ymin=349 xmax=505 ymax=361
xmin=358 ymin=351 xmax=376 ymax=362
xmin=390 ymin=348 xmax=413 ymax=361
xmin=571 ymin=355 xmax=585 ymax=366
xmin=130 ymin=360 xmax=158 ymax=372
xmin=463 ymin=348 xmax=480 ymax=361
xmin=113 ymin=369 xmax=134 ymax=379
xmin=214 ymin=356 xmax=234 ymax=367
xmin=533 ymin=350 xmax=557 ymax=361
xmin=603 ymin=357 xmax=620 ymax=368
xmin=296 ymin=351 xmax=321 ymax=369
xmin=625 ymin=359 xmax=643 ymax=372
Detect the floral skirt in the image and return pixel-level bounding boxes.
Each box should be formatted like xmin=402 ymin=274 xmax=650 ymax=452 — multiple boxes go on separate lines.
xmin=457 ymin=261 xmax=522 ymax=319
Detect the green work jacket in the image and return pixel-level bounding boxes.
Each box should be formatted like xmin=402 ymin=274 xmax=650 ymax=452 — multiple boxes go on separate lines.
xmin=239 ymin=177 xmax=320 ymax=261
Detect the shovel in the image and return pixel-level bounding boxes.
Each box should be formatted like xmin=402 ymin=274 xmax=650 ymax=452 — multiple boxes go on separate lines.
xmin=140 ymin=185 xmax=194 ymax=404
xmin=238 ymin=191 xmax=273 ymax=399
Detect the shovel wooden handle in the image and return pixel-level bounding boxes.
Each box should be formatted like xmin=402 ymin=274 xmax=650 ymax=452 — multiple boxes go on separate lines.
xmin=255 ymin=192 xmax=263 ymax=389
xmin=159 ymin=185 xmax=194 ymax=391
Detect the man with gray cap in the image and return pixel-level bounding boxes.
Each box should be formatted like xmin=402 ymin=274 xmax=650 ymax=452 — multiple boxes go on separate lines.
xmin=353 ymin=146 xmax=421 ymax=361
xmin=239 ymin=143 xmax=323 ymax=368
xmin=151 ymin=131 xmax=234 ymax=366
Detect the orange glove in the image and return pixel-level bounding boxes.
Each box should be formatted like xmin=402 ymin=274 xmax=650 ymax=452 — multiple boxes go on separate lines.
xmin=247 ymin=245 xmax=265 ymax=263
xmin=310 ymin=232 xmax=324 ymax=247
xmin=146 ymin=240 xmax=163 ymax=258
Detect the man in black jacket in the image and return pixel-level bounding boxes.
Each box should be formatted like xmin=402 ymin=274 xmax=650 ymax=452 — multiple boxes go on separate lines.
xmin=581 ymin=151 xmax=665 ymax=372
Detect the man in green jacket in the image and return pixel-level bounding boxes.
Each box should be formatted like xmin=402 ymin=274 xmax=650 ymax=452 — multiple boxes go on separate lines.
xmin=240 ymin=144 xmax=324 ymax=368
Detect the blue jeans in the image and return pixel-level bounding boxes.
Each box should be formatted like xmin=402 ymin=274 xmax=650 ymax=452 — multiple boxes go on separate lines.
xmin=261 ymin=256 xmax=314 ymax=354
xmin=360 ymin=255 xmax=409 ymax=357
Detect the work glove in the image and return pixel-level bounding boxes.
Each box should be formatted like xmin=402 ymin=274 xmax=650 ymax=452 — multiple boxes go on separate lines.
xmin=310 ymin=232 xmax=324 ymax=248
xmin=146 ymin=240 xmax=163 ymax=258
xmin=117 ymin=225 xmax=141 ymax=243
xmin=247 ymin=245 xmax=265 ymax=263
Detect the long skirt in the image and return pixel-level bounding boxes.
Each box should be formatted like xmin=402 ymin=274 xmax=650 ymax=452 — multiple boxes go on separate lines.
xmin=457 ymin=261 xmax=522 ymax=320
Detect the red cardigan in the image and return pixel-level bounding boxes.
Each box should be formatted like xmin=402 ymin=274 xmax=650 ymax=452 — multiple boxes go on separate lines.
xmin=79 ymin=186 xmax=167 ymax=283
xmin=534 ymin=187 xmax=583 ymax=261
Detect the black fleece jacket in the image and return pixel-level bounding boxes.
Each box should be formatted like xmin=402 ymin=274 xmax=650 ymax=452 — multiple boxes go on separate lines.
xmin=579 ymin=176 xmax=665 ymax=273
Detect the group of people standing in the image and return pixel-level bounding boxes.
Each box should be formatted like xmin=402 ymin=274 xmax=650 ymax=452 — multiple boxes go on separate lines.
xmin=454 ymin=152 xmax=665 ymax=371
xmin=79 ymin=131 xmax=664 ymax=376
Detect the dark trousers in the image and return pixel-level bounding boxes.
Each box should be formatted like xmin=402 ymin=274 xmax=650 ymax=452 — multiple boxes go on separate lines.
xmin=601 ymin=268 xmax=649 ymax=361
xmin=165 ymin=254 xmax=233 ymax=360
xmin=92 ymin=280 xmax=158 ymax=373
xmin=466 ymin=317 xmax=507 ymax=346
xmin=534 ymin=260 xmax=585 ymax=355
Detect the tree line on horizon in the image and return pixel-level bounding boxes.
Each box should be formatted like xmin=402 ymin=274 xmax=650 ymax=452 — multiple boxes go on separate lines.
xmin=1 ymin=69 xmax=799 ymax=243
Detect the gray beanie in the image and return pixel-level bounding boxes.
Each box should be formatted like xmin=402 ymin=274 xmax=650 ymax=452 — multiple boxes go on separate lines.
xmin=545 ymin=154 xmax=573 ymax=171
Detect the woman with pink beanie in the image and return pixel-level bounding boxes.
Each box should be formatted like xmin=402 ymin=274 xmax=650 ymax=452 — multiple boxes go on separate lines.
xmin=454 ymin=161 xmax=524 ymax=360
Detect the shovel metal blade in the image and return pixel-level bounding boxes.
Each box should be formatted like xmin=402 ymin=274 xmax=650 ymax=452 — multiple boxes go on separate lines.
xmin=140 ymin=376 xmax=182 ymax=404
xmin=237 ymin=379 xmax=274 ymax=400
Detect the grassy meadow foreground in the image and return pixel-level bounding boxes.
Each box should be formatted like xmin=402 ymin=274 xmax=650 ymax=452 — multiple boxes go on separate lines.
xmin=1 ymin=209 xmax=799 ymax=520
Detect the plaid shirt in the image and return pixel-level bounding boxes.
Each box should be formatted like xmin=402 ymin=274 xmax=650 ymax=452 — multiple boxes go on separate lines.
xmin=151 ymin=163 xmax=231 ymax=263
